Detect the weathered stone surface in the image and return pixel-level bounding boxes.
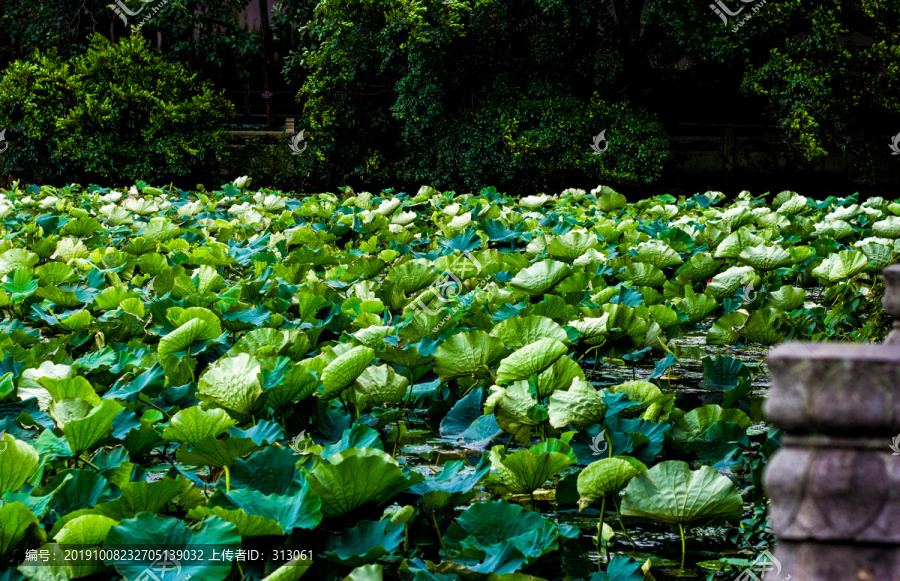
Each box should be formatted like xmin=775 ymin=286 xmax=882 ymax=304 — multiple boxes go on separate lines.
xmin=763 ymin=272 xmax=900 ymax=579
xmin=766 ymin=343 xmax=900 ymax=435
xmin=769 ymin=541 xmax=897 ymax=581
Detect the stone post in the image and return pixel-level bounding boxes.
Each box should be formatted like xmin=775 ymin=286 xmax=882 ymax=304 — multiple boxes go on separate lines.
xmin=764 ymin=265 xmax=900 ymax=580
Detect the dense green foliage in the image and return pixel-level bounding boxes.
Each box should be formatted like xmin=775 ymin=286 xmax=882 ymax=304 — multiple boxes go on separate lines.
xmin=2 ymin=1 xmax=899 ymax=189
xmin=277 ymin=0 xmax=900 ymax=191
xmin=0 ymin=0 xmax=263 ymax=78
xmin=0 ymin=35 xmax=233 ymax=184
xmin=0 ymin=181 xmax=889 ymax=579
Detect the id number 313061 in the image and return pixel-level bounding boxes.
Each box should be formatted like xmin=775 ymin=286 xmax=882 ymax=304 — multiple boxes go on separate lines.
xmin=271 ymin=549 xmax=313 ymax=561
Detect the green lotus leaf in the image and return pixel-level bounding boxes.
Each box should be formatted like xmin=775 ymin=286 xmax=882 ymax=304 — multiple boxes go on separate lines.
xmin=230 ymin=328 xmax=300 ymax=358
xmin=617 ymin=263 xmax=666 ymax=287
xmin=596 ymin=186 xmax=627 ymax=211
xmin=546 ymin=231 xmax=600 ymax=263
xmin=568 ymin=315 xmax=610 ymax=345
xmin=444 ymin=500 xmax=576 ymax=567
xmin=678 ymin=252 xmax=724 ymax=283
xmin=811 ymin=249 xmax=869 ymax=283
xmin=705 ymin=265 xmax=759 ymax=298
xmin=265 ymin=364 xmax=320 ymax=410
xmin=324 ymin=520 xmax=405 ymax=567
xmin=261 ymin=557 xmax=314 ymax=581
xmin=487 ymin=382 xmax=547 ymax=446
xmin=208 ymin=482 xmax=322 ymax=533
xmin=490 ymin=438 xmax=577 ymax=495
xmin=548 ymin=377 xmax=607 ymax=428
xmin=198 ymin=352 xmax=264 ymax=414
xmin=35 ymin=262 xmax=79 ymax=285
xmin=738 ymin=307 xmax=784 ymax=345
xmin=600 ymin=304 xmax=650 ymax=350
xmin=354 ymin=325 xmax=394 ymax=349
xmin=142 ymin=217 xmax=182 ymax=241
xmin=508 ymin=259 xmax=572 ymax=295
xmin=58 ymin=310 xmax=94 ymax=331
xmin=35 ymin=285 xmax=87 ymax=308
xmin=0 ymin=248 xmax=39 ymax=277
xmin=706 ymin=311 xmax=749 ymax=345
xmin=634 ymin=241 xmax=683 ymax=269
xmin=306 ymin=448 xmax=423 ymax=517
xmin=607 ymin=380 xmax=672 ymax=422
xmin=719 ymin=206 xmax=755 ymax=230
xmin=648 ymin=304 xmax=680 ymax=329
xmin=186 ymin=505 xmax=283 ymax=537
xmin=873 ymin=216 xmax=900 ymax=238
xmin=386 ymin=261 xmax=439 ymax=295
xmin=672 ymin=404 xmax=752 ymax=448
xmin=18 ymin=362 xmax=75 ymax=411
xmin=577 ymin=456 xmax=648 ymax=510
xmin=858 ymin=242 xmax=894 ymax=271
xmin=0 ymin=501 xmax=41 ymax=559
xmin=54 ymin=514 xmax=118 ymax=545
xmin=354 ymin=364 xmax=409 ymax=408
xmin=2 ymin=268 xmax=38 ymax=303
xmin=676 ymin=286 xmax=718 ymax=324
xmin=158 ymin=315 xmax=223 ymax=358
xmin=321 ymin=346 xmax=376 ymax=399
xmin=176 ymin=435 xmax=260 ymax=468
xmin=535 ymin=355 xmax=585 ymax=398
xmin=489 ymin=315 xmax=570 ymax=350
xmin=0 ymin=433 xmax=40 ymax=495
xmin=764 ymin=286 xmax=806 ymax=311
xmin=106 ymin=514 xmax=239 ymax=581
xmin=775 ymin=193 xmax=810 ymax=215
xmin=622 ymin=460 xmax=743 ymax=526
xmin=738 ymin=243 xmax=792 ymax=270
xmin=713 ymin=229 xmax=764 ymax=259
xmin=93 ymin=477 xmax=183 ymax=520
xmin=815 ymin=219 xmax=854 ymax=240
xmin=60 ymin=399 xmax=123 ymax=455
xmin=496 ymin=338 xmax=568 ymax=384
xmin=433 ymin=330 xmax=506 ymax=381
xmin=700 ymin=355 xmax=753 ymax=407
xmin=162 ymin=406 xmax=236 ymax=445
xmin=94 ymin=286 xmax=140 ymax=310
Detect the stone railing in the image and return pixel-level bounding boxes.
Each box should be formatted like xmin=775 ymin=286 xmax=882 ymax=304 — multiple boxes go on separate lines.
xmin=764 ymin=265 xmax=900 ymax=580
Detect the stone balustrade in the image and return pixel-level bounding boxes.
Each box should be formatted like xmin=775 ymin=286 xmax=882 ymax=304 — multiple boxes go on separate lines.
xmin=764 ymin=264 xmax=900 ymax=580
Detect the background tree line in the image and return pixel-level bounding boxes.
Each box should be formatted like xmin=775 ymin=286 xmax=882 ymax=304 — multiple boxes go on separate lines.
xmin=0 ymin=0 xmax=897 ymax=193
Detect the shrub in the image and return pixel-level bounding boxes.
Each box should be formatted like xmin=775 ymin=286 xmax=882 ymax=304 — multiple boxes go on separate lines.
xmin=0 ymin=34 xmax=233 ymax=184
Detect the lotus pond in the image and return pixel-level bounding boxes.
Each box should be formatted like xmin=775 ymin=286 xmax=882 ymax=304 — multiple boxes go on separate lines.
xmin=0 ymin=182 xmax=892 ymax=581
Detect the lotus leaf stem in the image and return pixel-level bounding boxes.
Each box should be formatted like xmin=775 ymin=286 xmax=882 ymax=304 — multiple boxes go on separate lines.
xmin=223 ymin=464 xmax=231 ymax=492
xmin=678 ymin=521 xmax=686 ymax=570
xmin=432 ymin=513 xmax=453 ymax=563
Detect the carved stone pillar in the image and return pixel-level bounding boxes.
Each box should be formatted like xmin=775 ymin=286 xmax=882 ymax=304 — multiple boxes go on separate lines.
xmin=764 ymin=266 xmax=900 ymax=580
